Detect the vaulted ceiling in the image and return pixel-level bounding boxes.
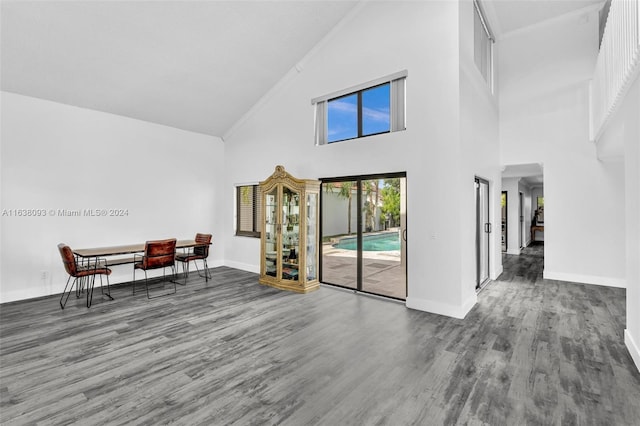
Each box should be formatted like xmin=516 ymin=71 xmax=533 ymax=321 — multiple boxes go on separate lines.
xmin=1 ymin=1 xmax=360 ymax=138
xmin=1 ymin=0 xmax=605 ymax=139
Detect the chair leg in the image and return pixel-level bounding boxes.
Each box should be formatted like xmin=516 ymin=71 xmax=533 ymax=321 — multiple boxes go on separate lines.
xmin=179 ymin=260 xmax=189 ymax=285
xmin=87 ymin=274 xmax=114 ymax=308
xmin=193 ymin=259 xmax=212 ymax=282
xmin=203 ymin=259 xmax=211 ymax=281
xmin=101 ymin=274 xmax=114 ymax=301
xmin=146 ymin=266 xmax=178 ymax=299
xmin=59 ymin=276 xmax=76 ymax=309
xmin=144 ymin=270 xmax=151 ymax=299
xmin=76 ymin=276 xmax=83 ymax=298
xmin=133 ymin=268 xmax=137 ymax=295
xmin=172 ymin=264 xmax=178 ymax=294
xmin=87 ymin=274 xmax=96 ymax=308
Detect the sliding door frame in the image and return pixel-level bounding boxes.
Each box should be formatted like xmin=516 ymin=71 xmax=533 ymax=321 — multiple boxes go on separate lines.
xmin=319 ymin=171 xmax=407 ymax=300
xmin=475 ymin=177 xmax=490 ymax=290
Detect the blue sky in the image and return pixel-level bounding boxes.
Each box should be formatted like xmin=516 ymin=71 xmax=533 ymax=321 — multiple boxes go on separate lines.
xmin=327 ymin=83 xmax=390 ymax=143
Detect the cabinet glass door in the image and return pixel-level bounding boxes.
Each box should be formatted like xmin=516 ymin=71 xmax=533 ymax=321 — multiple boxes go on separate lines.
xmin=264 ymin=188 xmax=278 ymax=277
xmin=281 ymin=186 xmax=300 ymax=281
xmin=306 ymin=192 xmax=318 ymax=281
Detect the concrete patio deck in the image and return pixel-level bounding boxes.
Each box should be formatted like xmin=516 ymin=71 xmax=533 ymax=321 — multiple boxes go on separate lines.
xmin=321 ymin=242 xmax=406 ymax=299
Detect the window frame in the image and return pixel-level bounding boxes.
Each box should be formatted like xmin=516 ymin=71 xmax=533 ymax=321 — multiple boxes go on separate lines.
xmin=235 ymin=184 xmax=261 ymax=238
xmin=312 ymin=70 xmax=407 ymax=146
xmin=473 ymin=0 xmax=495 ymax=93
xmin=327 ymin=82 xmax=391 ymax=144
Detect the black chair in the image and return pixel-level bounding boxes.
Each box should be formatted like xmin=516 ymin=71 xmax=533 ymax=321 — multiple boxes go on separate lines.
xmin=133 ymin=238 xmax=177 ymax=298
xmin=58 ymin=243 xmax=112 ymax=309
xmin=175 ymin=233 xmax=212 ymax=284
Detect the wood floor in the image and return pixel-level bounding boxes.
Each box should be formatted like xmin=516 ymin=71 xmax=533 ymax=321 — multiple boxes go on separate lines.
xmin=2 ymin=245 xmax=640 ymax=425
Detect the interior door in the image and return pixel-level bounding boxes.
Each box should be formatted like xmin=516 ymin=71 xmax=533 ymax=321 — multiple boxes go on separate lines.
xmin=501 ymin=191 xmax=507 ymax=252
xmin=476 ymin=177 xmax=490 ymax=289
xmin=519 ymin=192 xmax=524 ymax=249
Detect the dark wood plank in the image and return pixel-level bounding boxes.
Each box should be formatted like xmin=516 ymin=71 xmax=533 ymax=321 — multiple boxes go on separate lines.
xmin=1 ymin=245 xmax=639 ymax=425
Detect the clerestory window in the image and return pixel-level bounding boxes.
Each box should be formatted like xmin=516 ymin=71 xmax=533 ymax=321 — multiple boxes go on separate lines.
xmin=473 ymin=0 xmax=494 ymax=92
xmin=312 ymin=71 xmax=407 ymax=145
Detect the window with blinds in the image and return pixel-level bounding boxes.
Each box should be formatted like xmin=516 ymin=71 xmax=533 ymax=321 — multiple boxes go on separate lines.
xmin=474 ymin=0 xmax=494 ymax=92
xmin=312 ymin=71 xmax=407 ymax=146
xmin=236 ymin=185 xmax=262 ymax=237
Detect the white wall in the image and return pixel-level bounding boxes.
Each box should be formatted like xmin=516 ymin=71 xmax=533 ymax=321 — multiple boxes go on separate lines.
xmin=224 ymin=1 xmax=500 ymax=318
xmin=0 ymin=92 xmax=225 ymax=303
xmin=458 ymin=0 xmax=502 ymax=304
xmin=499 ymin=7 xmax=626 ymax=288
xmin=599 ymin=75 xmax=640 ymax=371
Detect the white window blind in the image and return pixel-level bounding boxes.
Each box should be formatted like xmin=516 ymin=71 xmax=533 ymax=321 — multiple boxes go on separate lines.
xmin=473 ymin=0 xmax=494 ymax=90
xmin=312 ymin=71 xmax=407 ymax=146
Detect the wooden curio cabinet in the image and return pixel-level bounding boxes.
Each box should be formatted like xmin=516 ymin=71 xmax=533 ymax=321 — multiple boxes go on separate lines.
xmin=259 ymin=165 xmax=320 ymax=293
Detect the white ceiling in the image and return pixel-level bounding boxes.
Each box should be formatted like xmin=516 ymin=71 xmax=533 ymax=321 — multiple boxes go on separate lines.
xmin=502 ymin=163 xmax=544 ymax=186
xmin=485 ymin=0 xmax=604 ymax=37
xmin=1 ymin=0 xmax=605 ymax=139
xmin=1 ymin=1 xmax=360 ymax=138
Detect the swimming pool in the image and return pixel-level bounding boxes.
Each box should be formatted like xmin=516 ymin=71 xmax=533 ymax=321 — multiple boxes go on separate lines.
xmin=333 ymin=232 xmax=400 ymax=251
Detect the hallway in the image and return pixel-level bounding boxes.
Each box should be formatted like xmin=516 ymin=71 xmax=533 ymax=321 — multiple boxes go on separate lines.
xmin=499 ymin=241 xmax=544 ymax=284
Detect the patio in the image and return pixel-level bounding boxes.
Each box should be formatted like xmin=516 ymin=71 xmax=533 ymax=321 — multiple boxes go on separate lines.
xmin=321 ymin=242 xmax=406 ymax=299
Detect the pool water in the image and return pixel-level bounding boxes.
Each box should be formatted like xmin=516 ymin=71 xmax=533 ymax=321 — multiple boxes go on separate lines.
xmin=333 ymin=232 xmax=400 ymax=251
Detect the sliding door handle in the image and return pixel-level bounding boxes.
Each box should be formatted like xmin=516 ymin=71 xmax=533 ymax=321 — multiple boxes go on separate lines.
xmin=402 ymin=229 xmax=407 ymax=241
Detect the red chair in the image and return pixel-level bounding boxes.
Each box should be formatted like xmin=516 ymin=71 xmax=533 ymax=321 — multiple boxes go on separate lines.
xmin=58 ymin=243 xmax=112 ymax=309
xmin=133 ymin=238 xmax=177 ymax=298
xmin=175 ymin=233 xmax=212 ymax=284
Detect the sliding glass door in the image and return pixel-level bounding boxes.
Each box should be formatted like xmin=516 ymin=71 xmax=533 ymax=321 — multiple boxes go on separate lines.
xmin=321 ymin=173 xmax=407 ymax=300
xmin=475 ymin=177 xmax=490 ymax=289
xmin=320 ymin=180 xmax=358 ymax=290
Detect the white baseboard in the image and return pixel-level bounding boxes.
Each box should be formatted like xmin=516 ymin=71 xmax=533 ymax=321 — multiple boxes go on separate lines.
xmin=406 ymin=293 xmax=477 ymax=319
xmin=493 ymin=265 xmax=503 ymax=280
xmin=208 ymin=259 xmax=225 ymax=269
xmin=223 ymin=260 xmax=259 ymax=274
xmin=0 ymin=288 xmax=49 ymax=304
xmin=543 ymin=270 xmax=626 ymax=288
xmin=625 ymin=329 xmax=640 ymax=373
xmin=506 ymin=248 xmax=521 ymax=255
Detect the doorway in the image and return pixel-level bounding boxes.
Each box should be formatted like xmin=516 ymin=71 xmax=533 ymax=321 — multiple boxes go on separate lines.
xmin=519 ymin=192 xmax=524 ymax=249
xmin=501 ymin=191 xmax=507 ymax=252
xmin=475 ymin=177 xmax=490 ymax=290
xmin=320 ymin=173 xmax=407 ymax=300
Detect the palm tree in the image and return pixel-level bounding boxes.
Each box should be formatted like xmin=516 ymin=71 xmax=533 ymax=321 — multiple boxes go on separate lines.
xmin=381 ymin=178 xmax=401 ymax=227
xmin=362 ymin=180 xmax=380 ymax=232
xmin=338 ymin=182 xmax=355 ymax=234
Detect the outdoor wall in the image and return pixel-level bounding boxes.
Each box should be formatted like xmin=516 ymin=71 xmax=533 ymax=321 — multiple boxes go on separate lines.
xmin=0 ymin=92 xmax=225 ymax=303
xmin=320 ymin=190 xmax=358 ymax=238
xmin=224 ymin=0 xmax=492 ymax=318
xmin=499 ymin=6 xmax=626 ymax=288
xmin=599 ymin=75 xmax=640 ymax=371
